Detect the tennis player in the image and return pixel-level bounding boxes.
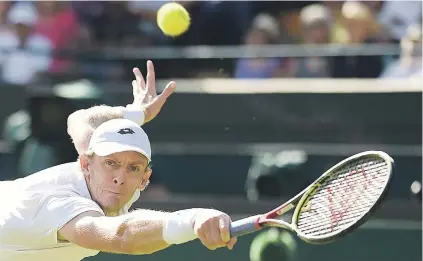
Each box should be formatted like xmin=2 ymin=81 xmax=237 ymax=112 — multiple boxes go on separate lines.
xmin=0 ymin=61 xmax=237 ymax=261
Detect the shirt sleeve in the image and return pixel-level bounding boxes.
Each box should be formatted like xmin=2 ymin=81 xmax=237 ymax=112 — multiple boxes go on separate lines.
xmin=36 ymin=193 xmax=105 ymax=243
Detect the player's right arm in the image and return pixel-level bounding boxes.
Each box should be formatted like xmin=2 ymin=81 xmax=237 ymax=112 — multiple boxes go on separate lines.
xmin=59 ymin=208 xmax=236 ymax=255
xmin=58 ymin=210 xmax=170 ymax=254
xmin=67 ymin=61 xmax=175 ymax=154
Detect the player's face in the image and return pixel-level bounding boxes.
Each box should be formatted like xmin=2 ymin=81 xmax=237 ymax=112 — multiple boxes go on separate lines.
xmin=86 ymin=151 xmax=151 ymax=214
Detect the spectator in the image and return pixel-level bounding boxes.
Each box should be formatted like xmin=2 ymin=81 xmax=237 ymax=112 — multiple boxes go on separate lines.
xmin=191 ymin=1 xmax=252 ymax=46
xmin=86 ymin=2 xmax=141 ymax=47
xmin=71 ymin=1 xmax=105 ymax=26
xmin=348 ymin=1 xmax=391 ymax=43
xmin=0 ymin=1 xmax=12 ymax=32
xmin=378 ymin=0 xmax=422 ymax=42
xmin=127 ymin=0 xmax=174 ymax=45
xmin=34 ymin=1 xmax=79 ymax=74
xmin=0 ymin=2 xmax=52 ymax=85
xmin=332 ymin=1 xmax=383 ymax=78
xmin=381 ymin=24 xmax=422 ymax=78
xmin=343 ymin=1 xmax=381 ymax=44
xmin=289 ymin=4 xmax=333 ymax=78
xmin=235 ymin=13 xmax=283 ymax=79
xmin=362 ymin=1 xmax=384 ymax=14
xmin=322 ymin=0 xmax=350 ymax=44
xmin=68 ymin=2 xmax=130 ymax=81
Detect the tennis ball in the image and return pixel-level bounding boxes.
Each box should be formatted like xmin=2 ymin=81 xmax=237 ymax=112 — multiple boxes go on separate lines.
xmin=157 ymin=3 xmax=190 ymax=37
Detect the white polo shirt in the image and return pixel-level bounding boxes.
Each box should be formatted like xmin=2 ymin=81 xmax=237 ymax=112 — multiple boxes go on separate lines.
xmin=0 ymin=162 xmax=140 ymax=261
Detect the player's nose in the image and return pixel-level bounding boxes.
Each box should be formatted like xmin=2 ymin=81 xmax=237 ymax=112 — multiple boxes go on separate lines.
xmin=112 ymin=178 xmax=124 ymax=185
xmin=112 ymin=171 xmax=126 ymax=185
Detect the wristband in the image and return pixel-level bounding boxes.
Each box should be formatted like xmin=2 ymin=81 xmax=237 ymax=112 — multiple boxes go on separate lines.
xmin=120 ymin=105 xmax=145 ymax=126
xmin=162 ymin=209 xmax=203 ymax=245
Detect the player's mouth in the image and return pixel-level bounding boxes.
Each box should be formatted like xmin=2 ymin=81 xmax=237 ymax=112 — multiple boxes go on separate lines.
xmin=107 ymin=190 xmax=123 ymax=195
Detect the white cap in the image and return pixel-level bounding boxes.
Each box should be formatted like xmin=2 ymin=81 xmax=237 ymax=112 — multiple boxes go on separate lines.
xmin=8 ymin=3 xmax=38 ymax=26
xmin=88 ymin=119 xmax=151 ymax=161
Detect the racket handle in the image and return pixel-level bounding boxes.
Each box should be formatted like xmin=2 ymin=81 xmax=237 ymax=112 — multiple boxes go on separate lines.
xmin=229 ymin=215 xmax=262 ymax=238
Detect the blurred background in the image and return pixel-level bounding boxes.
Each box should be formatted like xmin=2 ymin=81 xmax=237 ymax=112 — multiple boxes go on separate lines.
xmin=0 ymin=1 xmax=421 ymax=261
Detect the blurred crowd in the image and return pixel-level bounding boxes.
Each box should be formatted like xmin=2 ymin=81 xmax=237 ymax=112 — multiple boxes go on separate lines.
xmin=0 ymin=0 xmax=421 ymax=85
xmin=235 ymin=1 xmax=422 ymax=79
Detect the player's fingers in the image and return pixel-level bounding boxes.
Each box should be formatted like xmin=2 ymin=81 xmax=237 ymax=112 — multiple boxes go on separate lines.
xmin=146 ymin=60 xmax=156 ymax=95
xmin=143 ymin=82 xmax=175 ymax=122
xmin=133 ymin=67 xmax=145 ymax=90
xmin=210 ymin=221 xmax=224 ymax=248
xmin=226 ymin=237 xmax=237 ymax=250
xmin=218 ymin=216 xmax=231 ymax=243
xmin=197 ymin=228 xmax=216 ymax=250
xmin=202 ymin=222 xmax=218 ymax=249
xmin=132 ymin=80 xmax=139 ymax=98
xmin=157 ymin=81 xmax=176 ymax=102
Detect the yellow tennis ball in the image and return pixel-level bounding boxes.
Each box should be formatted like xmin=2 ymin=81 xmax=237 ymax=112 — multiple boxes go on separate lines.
xmin=157 ymin=3 xmax=190 ymax=37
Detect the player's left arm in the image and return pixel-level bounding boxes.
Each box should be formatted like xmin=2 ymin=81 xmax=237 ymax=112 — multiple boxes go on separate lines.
xmin=67 ymin=61 xmax=176 ymax=154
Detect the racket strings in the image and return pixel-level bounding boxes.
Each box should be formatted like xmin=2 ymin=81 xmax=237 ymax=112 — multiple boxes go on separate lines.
xmin=297 ymin=159 xmax=387 ymax=234
xmin=297 ymin=184 xmax=379 ymax=234
xmin=300 ymin=161 xmax=386 ymax=232
xmin=296 ymin=158 xmax=389 ymax=237
xmin=296 ymin=201 xmax=376 ymax=232
xmin=315 ymin=170 xmax=387 ymax=199
xmin=298 ymin=174 xmax=386 ymax=225
xmin=297 ymin=186 xmax=380 ymax=232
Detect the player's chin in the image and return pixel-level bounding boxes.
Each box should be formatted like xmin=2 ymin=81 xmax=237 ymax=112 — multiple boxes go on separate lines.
xmin=101 ymin=194 xmax=126 ymax=212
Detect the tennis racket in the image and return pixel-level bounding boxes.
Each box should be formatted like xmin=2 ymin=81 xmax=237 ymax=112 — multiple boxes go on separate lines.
xmin=229 ymin=151 xmax=394 ymax=244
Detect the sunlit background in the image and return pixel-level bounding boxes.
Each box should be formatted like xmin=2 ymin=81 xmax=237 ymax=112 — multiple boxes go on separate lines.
xmin=0 ymin=1 xmax=421 ymax=261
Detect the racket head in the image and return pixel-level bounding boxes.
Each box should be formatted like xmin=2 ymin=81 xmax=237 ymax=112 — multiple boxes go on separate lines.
xmin=291 ymin=151 xmax=394 ymax=244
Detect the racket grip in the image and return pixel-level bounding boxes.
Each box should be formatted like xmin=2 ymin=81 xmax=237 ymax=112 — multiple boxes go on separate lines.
xmin=229 ymin=215 xmax=261 ymax=238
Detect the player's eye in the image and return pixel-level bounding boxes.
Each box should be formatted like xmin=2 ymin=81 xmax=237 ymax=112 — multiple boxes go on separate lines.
xmin=129 ymin=166 xmax=141 ymax=172
xmin=105 ymin=160 xmax=117 ymax=167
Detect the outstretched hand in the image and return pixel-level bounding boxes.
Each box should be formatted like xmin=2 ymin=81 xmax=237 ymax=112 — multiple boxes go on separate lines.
xmin=193 ymin=209 xmax=238 ymax=251
xmin=131 ymin=60 xmax=176 ymax=124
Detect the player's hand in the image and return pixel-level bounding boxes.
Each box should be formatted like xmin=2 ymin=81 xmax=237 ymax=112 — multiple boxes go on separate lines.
xmin=193 ymin=209 xmax=237 ymax=251
xmin=131 ymin=60 xmax=176 ymax=124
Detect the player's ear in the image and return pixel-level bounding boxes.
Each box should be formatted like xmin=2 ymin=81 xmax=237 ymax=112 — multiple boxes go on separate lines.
xmin=79 ymin=154 xmax=90 ymax=172
xmin=138 ymin=168 xmax=152 ymax=190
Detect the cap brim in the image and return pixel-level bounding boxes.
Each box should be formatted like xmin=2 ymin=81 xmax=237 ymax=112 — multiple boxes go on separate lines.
xmin=90 ymin=142 xmax=151 ymax=161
